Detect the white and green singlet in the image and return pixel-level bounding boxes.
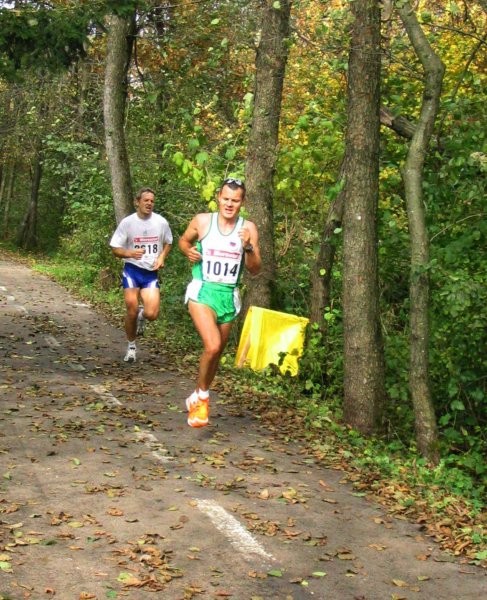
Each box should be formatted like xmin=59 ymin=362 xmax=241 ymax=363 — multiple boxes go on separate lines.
xmin=185 ymin=213 xmax=245 ymax=324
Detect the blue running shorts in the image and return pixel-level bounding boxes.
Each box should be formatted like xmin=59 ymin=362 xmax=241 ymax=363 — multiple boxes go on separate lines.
xmin=122 ymin=262 xmax=159 ymax=289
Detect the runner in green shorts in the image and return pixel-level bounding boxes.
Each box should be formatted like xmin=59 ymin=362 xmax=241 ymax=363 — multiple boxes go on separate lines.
xmin=179 ymin=178 xmax=261 ymax=427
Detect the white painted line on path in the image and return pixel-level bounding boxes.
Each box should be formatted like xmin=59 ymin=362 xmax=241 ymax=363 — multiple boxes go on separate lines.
xmin=0 ymin=288 xmax=29 ymax=315
xmin=152 ymin=450 xmax=173 ymax=463
xmin=134 ymin=430 xmax=173 ymax=463
xmin=5 ymin=296 xmax=28 ymax=315
xmin=135 ymin=431 xmax=159 ymax=444
xmin=44 ymin=335 xmax=61 ymax=348
xmin=89 ymin=384 xmax=122 ymax=406
xmin=88 ymin=379 xmax=269 ymax=564
xmin=195 ymin=498 xmax=274 ymax=562
xmin=68 ymin=362 xmax=86 ymax=371
xmin=89 ymin=385 xmax=172 ymax=461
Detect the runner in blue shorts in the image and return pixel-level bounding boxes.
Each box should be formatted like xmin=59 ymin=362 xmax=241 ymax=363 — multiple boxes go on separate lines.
xmin=179 ymin=177 xmax=261 ymax=427
xmin=110 ymin=187 xmax=173 ymax=363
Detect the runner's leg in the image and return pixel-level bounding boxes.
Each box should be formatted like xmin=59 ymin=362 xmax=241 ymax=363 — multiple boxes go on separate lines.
xmin=139 ymin=287 xmax=160 ymax=321
xmin=188 ymin=301 xmax=233 ymax=392
xmin=124 ymin=287 xmax=140 ymax=341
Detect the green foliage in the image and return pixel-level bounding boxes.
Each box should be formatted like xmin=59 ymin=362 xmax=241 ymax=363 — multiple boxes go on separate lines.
xmin=103 ymin=0 xmax=140 ymax=17
xmin=0 ymin=4 xmax=90 ymax=79
xmin=34 ymin=260 xmax=99 ymax=292
xmin=42 ymin=138 xmax=114 ymax=263
xmin=354 ymin=439 xmax=486 ymax=511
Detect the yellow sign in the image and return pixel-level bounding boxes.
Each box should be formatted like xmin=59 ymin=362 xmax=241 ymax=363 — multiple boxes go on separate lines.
xmin=236 ymin=306 xmax=309 ymax=376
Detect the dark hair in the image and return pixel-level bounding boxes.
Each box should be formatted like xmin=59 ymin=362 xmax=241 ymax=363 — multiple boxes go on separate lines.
xmin=221 ymin=178 xmax=246 ymax=197
xmin=135 ymin=187 xmax=155 ymax=200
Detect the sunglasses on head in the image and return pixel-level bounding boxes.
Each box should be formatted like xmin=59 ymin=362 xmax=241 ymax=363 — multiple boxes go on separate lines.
xmin=223 ymin=177 xmax=244 ymax=186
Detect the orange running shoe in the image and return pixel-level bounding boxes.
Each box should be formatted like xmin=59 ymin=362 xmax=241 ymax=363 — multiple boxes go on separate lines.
xmin=188 ymin=398 xmax=209 ymax=428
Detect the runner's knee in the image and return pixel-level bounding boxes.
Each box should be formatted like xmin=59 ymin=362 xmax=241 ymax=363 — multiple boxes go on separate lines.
xmin=143 ymin=306 xmax=159 ymax=321
xmin=125 ymin=300 xmax=139 ymax=316
xmin=203 ymin=340 xmax=223 ymax=358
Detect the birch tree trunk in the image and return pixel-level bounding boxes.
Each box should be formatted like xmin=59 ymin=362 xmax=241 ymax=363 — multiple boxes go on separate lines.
xmin=397 ymin=1 xmax=444 ymax=463
xmin=243 ymin=0 xmax=292 ymax=310
xmin=103 ymin=11 xmax=136 ymax=224
xmin=342 ymin=0 xmax=385 ymax=434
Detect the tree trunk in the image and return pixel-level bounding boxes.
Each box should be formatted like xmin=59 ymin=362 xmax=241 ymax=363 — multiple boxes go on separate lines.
xmin=17 ymin=141 xmax=42 ymax=250
xmin=397 ymin=1 xmax=444 ymax=464
xmin=342 ymin=0 xmax=385 ymax=434
xmin=309 ymin=161 xmax=346 ymax=330
xmin=1 ymin=160 xmax=15 ymax=238
xmin=103 ymin=11 xmax=136 ymax=224
xmin=243 ymin=0 xmax=292 ymax=310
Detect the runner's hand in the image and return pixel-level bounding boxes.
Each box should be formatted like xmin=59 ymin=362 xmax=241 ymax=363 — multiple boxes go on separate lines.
xmin=132 ymin=248 xmax=146 ymax=260
xmin=186 ymin=245 xmax=202 ymax=263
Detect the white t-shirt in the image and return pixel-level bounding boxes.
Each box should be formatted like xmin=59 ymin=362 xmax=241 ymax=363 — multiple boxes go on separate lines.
xmin=110 ymin=212 xmax=173 ymax=271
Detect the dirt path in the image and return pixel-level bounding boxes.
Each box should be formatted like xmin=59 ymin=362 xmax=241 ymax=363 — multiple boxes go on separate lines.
xmin=0 ymin=259 xmax=485 ymax=600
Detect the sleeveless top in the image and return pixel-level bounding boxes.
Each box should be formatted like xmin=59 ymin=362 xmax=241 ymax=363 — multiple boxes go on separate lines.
xmin=192 ymin=213 xmax=245 ymax=286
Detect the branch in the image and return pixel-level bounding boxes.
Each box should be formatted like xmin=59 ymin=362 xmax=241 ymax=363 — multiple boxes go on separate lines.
xmin=397 ymin=1 xmax=445 ymax=158
xmin=380 ymin=105 xmax=415 ymax=139
xmin=430 ymin=213 xmax=485 ymax=242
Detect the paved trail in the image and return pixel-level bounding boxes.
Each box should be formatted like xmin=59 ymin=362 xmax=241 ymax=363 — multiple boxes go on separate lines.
xmin=0 ymin=259 xmax=485 ymax=600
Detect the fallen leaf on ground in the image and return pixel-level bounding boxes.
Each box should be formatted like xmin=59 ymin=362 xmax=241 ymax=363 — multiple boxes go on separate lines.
xmin=369 ymin=543 xmax=387 ymax=551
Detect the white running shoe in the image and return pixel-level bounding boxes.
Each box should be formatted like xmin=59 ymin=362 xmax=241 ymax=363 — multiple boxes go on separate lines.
xmin=185 ymin=390 xmax=199 ymax=411
xmin=136 ymin=306 xmax=145 ymax=336
xmin=124 ymin=346 xmax=136 ymax=363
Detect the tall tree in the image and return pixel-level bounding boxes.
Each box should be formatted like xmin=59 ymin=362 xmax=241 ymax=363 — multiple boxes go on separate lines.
xmin=0 ymin=159 xmax=15 ymax=237
xmin=103 ymin=9 xmax=136 ymax=224
xmin=342 ymin=0 xmax=385 ymax=434
xmin=243 ymin=0 xmax=292 ymax=309
xmin=396 ymin=0 xmax=444 ymax=463
xmin=17 ymin=135 xmax=42 ymax=250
